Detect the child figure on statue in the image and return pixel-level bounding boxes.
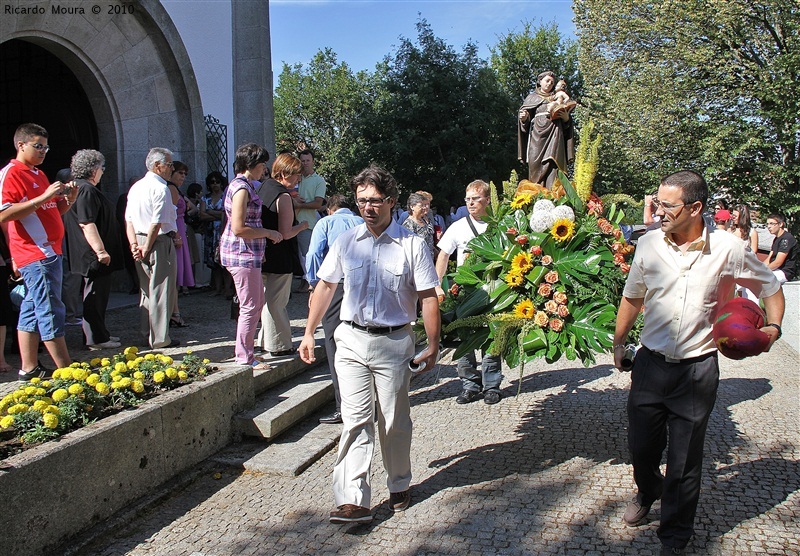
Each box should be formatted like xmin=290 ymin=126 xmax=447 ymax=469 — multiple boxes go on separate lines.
xmin=548 ymin=80 xmax=577 ymax=121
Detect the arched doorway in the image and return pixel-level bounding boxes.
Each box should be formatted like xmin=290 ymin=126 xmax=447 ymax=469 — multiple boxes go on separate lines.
xmin=0 ymin=39 xmax=98 ymax=182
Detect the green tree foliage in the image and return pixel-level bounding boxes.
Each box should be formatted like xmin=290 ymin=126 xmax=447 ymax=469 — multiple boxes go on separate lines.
xmin=490 ymin=20 xmax=582 ymax=103
xmin=574 ymin=0 xmax=800 ymax=223
xmin=356 ymin=20 xmax=517 ymax=207
xmin=273 ymin=48 xmax=374 ymax=192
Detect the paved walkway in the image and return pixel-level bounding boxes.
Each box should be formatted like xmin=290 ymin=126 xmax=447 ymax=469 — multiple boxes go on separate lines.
xmin=3 ymin=289 xmax=799 ymax=555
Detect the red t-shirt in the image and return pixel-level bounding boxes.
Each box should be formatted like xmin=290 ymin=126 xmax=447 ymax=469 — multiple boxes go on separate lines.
xmin=0 ymin=159 xmax=64 ymax=267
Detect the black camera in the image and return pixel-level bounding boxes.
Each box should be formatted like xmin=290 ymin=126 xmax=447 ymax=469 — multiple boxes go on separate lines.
xmin=620 ymin=344 xmax=637 ymax=372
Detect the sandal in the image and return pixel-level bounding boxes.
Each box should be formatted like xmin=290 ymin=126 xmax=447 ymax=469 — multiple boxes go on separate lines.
xmin=169 ymin=313 xmax=189 ymax=328
xmin=251 ymin=361 xmax=272 ymax=371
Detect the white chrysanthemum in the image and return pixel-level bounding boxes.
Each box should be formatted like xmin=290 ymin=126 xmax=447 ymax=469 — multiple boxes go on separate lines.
xmin=530 ymin=210 xmax=556 ymax=233
xmin=551 ymin=205 xmax=575 ymax=222
xmin=533 ymin=199 xmax=556 ymax=213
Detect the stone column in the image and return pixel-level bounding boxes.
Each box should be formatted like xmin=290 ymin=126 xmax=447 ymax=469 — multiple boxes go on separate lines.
xmin=231 ymin=0 xmax=276 ymax=157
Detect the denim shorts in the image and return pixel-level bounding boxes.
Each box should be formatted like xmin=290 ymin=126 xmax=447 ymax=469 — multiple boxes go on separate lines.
xmin=17 ymin=254 xmax=66 ymax=341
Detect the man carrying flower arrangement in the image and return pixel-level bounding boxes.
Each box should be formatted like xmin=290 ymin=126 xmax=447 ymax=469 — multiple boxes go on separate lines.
xmin=435 ymin=180 xmax=503 ymax=405
xmin=613 ymin=170 xmax=784 ymax=555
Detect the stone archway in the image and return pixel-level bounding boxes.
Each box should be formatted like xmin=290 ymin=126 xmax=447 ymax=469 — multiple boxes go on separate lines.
xmin=0 ymin=0 xmax=206 ymax=198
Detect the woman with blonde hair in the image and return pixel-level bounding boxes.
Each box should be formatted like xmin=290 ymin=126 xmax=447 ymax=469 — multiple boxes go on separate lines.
xmin=256 ymin=153 xmax=308 ymax=356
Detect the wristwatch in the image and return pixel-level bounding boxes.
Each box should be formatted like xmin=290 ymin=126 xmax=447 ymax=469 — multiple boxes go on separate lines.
xmin=764 ymin=323 xmax=782 ymax=339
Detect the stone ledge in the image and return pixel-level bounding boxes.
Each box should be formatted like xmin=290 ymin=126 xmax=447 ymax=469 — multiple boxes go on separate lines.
xmin=0 ymin=363 xmax=253 ymax=556
xmin=781 ymin=280 xmax=799 ymax=354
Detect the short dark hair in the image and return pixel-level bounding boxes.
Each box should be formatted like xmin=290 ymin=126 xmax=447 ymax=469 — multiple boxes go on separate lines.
xmin=205 ymin=170 xmax=225 ymax=191
xmin=233 ymin=143 xmax=270 ymax=174
xmin=350 ymin=165 xmax=398 ymax=200
xmin=186 ymin=182 xmax=203 ymax=198
xmin=298 ymin=149 xmax=314 ymax=159
xmin=14 ymin=123 xmax=48 ymax=147
xmin=172 ymin=160 xmax=189 ymax=174
xmin=327 ymin=194 xmax=350 ymax=211
xmin=661 ymin=170 xmax=708 ymax=209
xmin=767 ymin=213 xmax=786 ymax=227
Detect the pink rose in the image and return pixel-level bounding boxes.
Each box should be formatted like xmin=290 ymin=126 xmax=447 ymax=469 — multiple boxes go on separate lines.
xmin=614 ymin=253 xmax=626 ymax=265
xmin=506 ymin=227 xmax=518 ymax=236
xmin=553 ymin=291 xmax=568 ymax=305
xmin=538 ymin=283 xmax=553 ymax=297
xmin=549 ymin=318 xmax=564 ymax=332
xmin=541 ymin=255 xmax=553 ymax=266
xmin=557 ymin=304 xmax=570 ymax=318
xmin=544 ymin=300 xmax=559 ymax=314
xmin=516 ymin=235 xmax=528 ymax=246
xmin=620 ymin=262 xmax=631 ymax=273
xmin=544 ymin=270 xmax=559 ymax=284
xmin=530 ymin=245 xmax=542 ymax=256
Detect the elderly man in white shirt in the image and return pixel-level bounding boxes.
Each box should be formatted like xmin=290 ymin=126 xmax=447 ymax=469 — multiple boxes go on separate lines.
xmin=125 ymin=147 xmax=180 ymax=349
xmin=613 ymin=170 xmax=784 ymax=555
xmin=300 ymin=165 xmax=440 ymax=524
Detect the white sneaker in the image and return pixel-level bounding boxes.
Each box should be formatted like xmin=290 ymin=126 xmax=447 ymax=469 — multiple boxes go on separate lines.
xmin=87 ymin=340 xmax=122 ymax=350
xmin=109 ymin=336 xmax=120 ymax=342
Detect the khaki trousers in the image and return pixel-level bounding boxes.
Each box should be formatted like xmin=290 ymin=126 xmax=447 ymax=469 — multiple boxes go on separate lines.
xmin=135 ymin=234 xmax=177 ymax=348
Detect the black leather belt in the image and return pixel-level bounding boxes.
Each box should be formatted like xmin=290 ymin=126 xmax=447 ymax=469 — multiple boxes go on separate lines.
xmin=642 ymin=346 xmax=716 ymax=365
xmin=342 ymin=320 xmax=407 ymax=335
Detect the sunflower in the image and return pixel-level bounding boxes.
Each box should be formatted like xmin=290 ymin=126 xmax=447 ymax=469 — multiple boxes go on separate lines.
xmin=513 ymin=299 xmax=536 ymax=319
xmin=511 ymin=252 xmax=533 ymax=274
xmin=510 ymin=192 xmax=534 ymax=210
xmin=550 ymin=217 xmax=575 ymax=242
xmin=505 ymin=270 xmax=524 ymax=288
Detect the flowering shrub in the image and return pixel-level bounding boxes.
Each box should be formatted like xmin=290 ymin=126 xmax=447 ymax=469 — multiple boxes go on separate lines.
xmin=0 ymin=347 xmax=215 ymax=447
xmin=440 ymin=170 xmax=634 ymax=370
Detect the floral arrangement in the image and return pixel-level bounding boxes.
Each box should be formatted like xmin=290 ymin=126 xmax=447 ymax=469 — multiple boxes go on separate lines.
xmin=440 ymin=167 xmax=634 ymax=372
xmin=0 ymin=347 xmax=215 ymax=448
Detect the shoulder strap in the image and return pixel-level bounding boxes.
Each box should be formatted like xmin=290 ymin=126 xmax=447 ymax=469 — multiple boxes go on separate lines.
xmin=465 ymin=216 xmax=479 ymax=238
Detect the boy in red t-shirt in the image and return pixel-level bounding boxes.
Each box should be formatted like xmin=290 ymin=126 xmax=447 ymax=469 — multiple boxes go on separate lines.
xmin=0 ymin=123 xmax=79 ymax=379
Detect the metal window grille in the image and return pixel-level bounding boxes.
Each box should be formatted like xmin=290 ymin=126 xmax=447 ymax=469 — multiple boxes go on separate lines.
xmin=204 ymin=114 xmax=228 ymax=180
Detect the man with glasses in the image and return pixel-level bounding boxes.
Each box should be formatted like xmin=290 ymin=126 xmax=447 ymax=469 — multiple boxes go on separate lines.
xmin=0 ymin=123 xmax=79 ymax=379
xmin=765 ymin=213 xmax=797 ymax=283
xmin=125 ymin=147 xmax=180 ymax=349
xmin=434 ymin=180 xmax=504 ymax=405
xmin=613 ymin=170 xmax=784 ymax=555
xmin=299 ymin=165 xmax=440 ymax=523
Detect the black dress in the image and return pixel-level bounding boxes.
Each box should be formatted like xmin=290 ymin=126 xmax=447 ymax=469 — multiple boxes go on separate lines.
xmin=256 ymin=178 xmax=302 ymax=276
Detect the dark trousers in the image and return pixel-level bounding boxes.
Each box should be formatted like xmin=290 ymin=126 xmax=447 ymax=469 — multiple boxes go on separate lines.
xmin=82 ymin=273 xmax=111 ymax=345
xmin=627 ymin=346 xmax=719 ymax=548
xmin=321 ymin=282 xmax=344 ymax=412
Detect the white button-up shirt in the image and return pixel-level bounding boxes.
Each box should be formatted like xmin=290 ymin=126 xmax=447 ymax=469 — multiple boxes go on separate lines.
xmin=624 ymin=225 xmax=780 ymax=360
xmin=124 ymin=171 xmax=177 ymax=235
xmin=317 ymin=220 xmax=439 ymax=327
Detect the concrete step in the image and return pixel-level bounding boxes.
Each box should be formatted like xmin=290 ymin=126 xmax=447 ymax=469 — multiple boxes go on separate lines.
xmin=252 ymin=345 xmax=327 ymax=396
xmin=235 ymin=364 xmax=335 ymax=440
xmin=213 ymin=414 xmax=341 ymax=476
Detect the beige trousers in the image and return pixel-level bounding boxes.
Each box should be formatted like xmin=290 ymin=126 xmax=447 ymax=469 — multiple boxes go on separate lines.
xmin=135 ymin=234 xmax=177 ymax=348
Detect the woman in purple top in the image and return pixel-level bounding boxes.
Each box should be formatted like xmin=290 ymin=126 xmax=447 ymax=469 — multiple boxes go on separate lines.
xmin=221 ymin=144 xmax=283 ymax=368
xmin=167 ymin=162 xmax=195 ymax=327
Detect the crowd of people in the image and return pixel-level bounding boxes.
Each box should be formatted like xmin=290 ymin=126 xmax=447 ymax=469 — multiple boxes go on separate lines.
xmin=0 ymin=121 xmax=795 ymax=555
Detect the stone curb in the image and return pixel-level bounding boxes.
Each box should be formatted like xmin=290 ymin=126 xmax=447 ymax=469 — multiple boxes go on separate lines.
xmin=0 ymin=362 xmax=252 ymax=556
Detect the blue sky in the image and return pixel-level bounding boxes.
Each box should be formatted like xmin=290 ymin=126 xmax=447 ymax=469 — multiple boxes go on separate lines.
xmin=270 ymin=0 xmax=577 ymax=73
xmin=163 ymin=0 xmax=576 ymax=167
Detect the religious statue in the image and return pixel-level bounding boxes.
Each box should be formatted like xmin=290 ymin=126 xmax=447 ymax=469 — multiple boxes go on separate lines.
xmin=517 ymin=70 xmax=576 ymax=188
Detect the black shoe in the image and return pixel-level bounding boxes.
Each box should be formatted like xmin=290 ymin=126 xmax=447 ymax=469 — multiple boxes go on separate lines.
xmin=456 ymin=389 xmax=482 ymax=404
xmin=18 ymin=362 xmax=50 ymax=381
xmin=661 ymin=546 xmax=685 ymax=555
xmin=269 ymin=348 xmax=297 ymax=357
xmin=388 ymin=490 xmax=410 ymax=511
xmin=623 ymin=493 xmax=654 ymax=526
xmin=483 ymin=390 xmax=501 ymax=405
xmin=319 ymin=411 xmax=343 ymax=424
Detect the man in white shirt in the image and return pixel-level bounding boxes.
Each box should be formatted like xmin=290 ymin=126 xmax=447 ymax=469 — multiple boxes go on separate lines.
xmin=299 ymin=165 xmax=440 ymax=524
xmin=435 ymin=180 xmax=503 ymax=405
xmin=125 ymin=147 xmax=180 ymax=349
xmin=614 ymin=170 xmax=784 ymax=554
xmin=294 ymin=149 xmax=327 ymax=290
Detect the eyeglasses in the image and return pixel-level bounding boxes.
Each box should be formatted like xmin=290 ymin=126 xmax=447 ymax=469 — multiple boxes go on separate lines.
xmin=24 ymin=142 xmax=50 ymax=153
xmin=652 ymin=198 xmax=688 ymax=214
xmin=159 ymin=161 xmax=174 ymax=168
xmin=355 ymin=197 xmax=388 ymax=208
xmin=464 ymin=196 xmax=487 ymax=204
xmin=766 ymin=221 xmax=779 ymax=227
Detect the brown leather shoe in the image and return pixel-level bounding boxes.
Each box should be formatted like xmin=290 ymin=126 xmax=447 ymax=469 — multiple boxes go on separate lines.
xmin=329 ymin=504 xmax=372 ymax=523
xmin=388 ymin=490 xmax=410 ymax=511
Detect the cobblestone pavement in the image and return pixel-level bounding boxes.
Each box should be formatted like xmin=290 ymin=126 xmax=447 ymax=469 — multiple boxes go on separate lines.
xmin=3 ymin=289 xmax=799 ymax=555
